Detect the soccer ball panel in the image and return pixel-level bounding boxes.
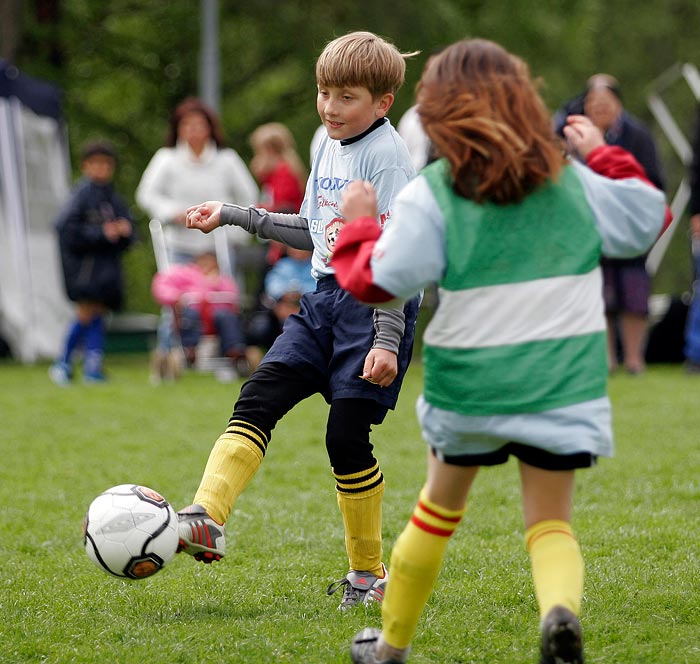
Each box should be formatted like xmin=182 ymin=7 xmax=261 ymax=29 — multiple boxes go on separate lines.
xmin=83 ymin=484 xmax=178 ymax=579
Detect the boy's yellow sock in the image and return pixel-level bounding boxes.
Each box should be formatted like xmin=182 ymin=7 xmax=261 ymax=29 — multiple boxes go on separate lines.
xmin=381 ymin=489 xmax=464 ymax=649
xmin=335 ymin=463 xmax=385 ymax=576
xmin=193 ymin=420 xmax=268 ymax=525
xmin=525 ymin=519 xmax=583 ymax=618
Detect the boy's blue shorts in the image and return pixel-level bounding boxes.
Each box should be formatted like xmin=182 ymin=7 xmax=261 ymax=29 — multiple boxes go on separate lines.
xmin=261 ymin=275 xmax=419 ymax=417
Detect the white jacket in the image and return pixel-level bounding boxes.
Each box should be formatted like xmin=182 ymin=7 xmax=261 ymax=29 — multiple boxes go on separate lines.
xmin=136 ymin=140 xmax=259 ymax=257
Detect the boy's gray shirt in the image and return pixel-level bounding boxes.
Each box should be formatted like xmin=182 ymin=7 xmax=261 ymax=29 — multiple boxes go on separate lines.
xmin=219 ymin=119 xmax=416 ymax=354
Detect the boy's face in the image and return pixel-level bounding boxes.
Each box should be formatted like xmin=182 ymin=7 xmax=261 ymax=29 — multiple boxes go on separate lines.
xmin=81 ymin=154 xmax=116 ymax=184
xmin=316 ymin=85 xmax=394 ymax=141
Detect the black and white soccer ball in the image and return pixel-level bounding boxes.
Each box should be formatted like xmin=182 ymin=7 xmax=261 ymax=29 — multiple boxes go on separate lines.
xmin=83 ymin=484 xmax=179 ymax=579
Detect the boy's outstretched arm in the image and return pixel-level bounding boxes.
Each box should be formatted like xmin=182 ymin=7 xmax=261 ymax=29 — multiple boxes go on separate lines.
xmin=187 ymin=200 xmax=313 ymax=250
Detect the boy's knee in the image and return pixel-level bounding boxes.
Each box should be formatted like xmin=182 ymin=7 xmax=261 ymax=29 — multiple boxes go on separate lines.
xmin=326 ymin=399 xmax=377 ymax=473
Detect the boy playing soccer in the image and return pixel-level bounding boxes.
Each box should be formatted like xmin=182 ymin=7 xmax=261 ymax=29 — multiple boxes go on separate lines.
xmin=179 ymin=31 xmax=419 ymax=609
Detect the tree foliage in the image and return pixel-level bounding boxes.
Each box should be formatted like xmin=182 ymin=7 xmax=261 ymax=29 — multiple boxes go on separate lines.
xmin=8 ymin=0 xmax=700 ymax=307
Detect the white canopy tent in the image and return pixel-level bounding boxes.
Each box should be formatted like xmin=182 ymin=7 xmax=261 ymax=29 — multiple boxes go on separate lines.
xmin=0 ymin=60 xmax=73 ymax=362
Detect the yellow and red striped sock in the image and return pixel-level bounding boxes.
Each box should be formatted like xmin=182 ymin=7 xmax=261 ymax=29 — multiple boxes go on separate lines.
xmin=381 ymin=488 xmax=464 ymax=650
xmin=525 ymin=519 xmax=583 ymax=618
xmin=193 ymin=420 xmax=268 ymax=525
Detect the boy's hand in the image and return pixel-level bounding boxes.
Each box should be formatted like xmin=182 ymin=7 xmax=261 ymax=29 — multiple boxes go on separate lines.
xmin=361 ymin=348 xmax=398 ymax=387
xmin=102 ymin=220 xmax=124 ymax=242
xmin=563 ymin=114 xmax=605 ymax=159
xmin=341 ymin=180 xmax=378 ymax=221
xmin=186 ymin=201 xmax=224 ymax=234
xmin=115 ymin=218 xmax=133 ymax=237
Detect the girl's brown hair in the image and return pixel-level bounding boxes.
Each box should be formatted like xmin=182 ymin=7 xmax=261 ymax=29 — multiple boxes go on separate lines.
xmin=164 ymin=97 xmax=226 ymax=148
xmin=416 ymin=39 xmax=564 ymax=204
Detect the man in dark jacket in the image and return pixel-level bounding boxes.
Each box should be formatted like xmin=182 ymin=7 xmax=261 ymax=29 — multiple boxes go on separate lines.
xmin=582 ymin=74 xmax=665 ymax=374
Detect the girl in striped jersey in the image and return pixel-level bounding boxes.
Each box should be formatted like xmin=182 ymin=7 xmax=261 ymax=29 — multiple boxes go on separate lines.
xmin=333 ymin=39 xmax=668 ymax=664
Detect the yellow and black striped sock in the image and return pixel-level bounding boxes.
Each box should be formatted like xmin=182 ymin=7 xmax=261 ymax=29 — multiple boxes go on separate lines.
xmin=335 ymin=463 xmax=385 ymax=576
xmin=381 ymin=488 xmax=464 ymax=650
xmin=525 ymin=519 xmax=584 ymax=618
xmin=193 ymin=419 xmax=268 ymax=525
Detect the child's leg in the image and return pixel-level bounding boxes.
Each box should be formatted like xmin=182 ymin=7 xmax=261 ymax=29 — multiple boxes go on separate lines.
xmin=60 ymin=301 xmax=100 ymax=365
xmin=327 ymin=398 xmax=387 ymax=577
xmin=83 ymin=312 xmax=106 ymax=377
xmin=378 ymin=454 xmax=475 ymax=653
xmin=178 ymin=306 xmax=202 ymax=365
xmin=156 ymin=307 xmax=175 ymax=352
xmin=60 ymin=319 xmax=88 ymax=365
xmin=520 ymin=462 xmax=583 ymax=618
xmin=212 ymin=309 xmax=247 ymax=358
xmin=192 ymin=362 xmax=317 ymax=524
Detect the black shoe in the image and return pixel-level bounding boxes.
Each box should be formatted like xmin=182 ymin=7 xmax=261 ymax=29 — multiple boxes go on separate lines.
xmin=350 ymin=628 xmax=407 ymax=664
xmin=539 ymin=605 xmax=584 ymax=664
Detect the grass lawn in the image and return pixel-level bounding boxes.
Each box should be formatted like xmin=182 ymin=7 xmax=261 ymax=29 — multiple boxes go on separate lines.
xmin=1 ymin=355 xmax=699 ymax=663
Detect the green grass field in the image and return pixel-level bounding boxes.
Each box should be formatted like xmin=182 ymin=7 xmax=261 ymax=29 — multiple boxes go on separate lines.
xmin=1 ymin=355 xmax=699 ymax=663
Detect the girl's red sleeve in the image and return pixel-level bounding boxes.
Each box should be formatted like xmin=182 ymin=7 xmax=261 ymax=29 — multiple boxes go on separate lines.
xmin=586 ymin=145 xmax=673 ymax=234
xmin=332 ymin=217 xmax=395 ymax=303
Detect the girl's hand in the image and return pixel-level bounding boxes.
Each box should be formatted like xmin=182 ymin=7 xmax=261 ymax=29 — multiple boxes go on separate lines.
xmin=341 ymin=180 xmax=378 ymax=221
xmin=563 ymin=114 xmax=606 ymax=159
xmin=186 ymin=201 xmax=224 ymax=234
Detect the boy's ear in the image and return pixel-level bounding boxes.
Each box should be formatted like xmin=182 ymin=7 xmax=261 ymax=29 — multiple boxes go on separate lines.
xmin=375 ymin=93 xmax=395 ymax=117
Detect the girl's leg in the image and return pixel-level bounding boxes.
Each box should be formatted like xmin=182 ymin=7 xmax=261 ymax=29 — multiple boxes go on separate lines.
xmin=377 ymin=453 xmax=477 ymax=656
xmin=520 ymin=461 xmax=582 ymax=618
xmin=520 ymin=462 xmax=584 ymax=663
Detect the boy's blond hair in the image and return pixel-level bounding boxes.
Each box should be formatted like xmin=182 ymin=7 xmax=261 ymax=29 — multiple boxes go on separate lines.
xmin=316 ymin=31 xmax=418 ymax=98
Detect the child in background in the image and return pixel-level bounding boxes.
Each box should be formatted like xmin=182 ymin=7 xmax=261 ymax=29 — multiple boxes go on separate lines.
xmin=249 ymin=122 xmax=308 ymax=267
xmin=151 ymin=251 xmax=247 ymax=369
xmin=332 ymin=39 xmax=667 ymax=663
xmin=250 ymin=122 xmax=307 ymax=214
xmin=245 ymin=247 xmax=315 ymax=371
xmin=50 ymin=140 xmax=134 ymax=384
xmin=180 ymin=31 xmax=419 ymax=610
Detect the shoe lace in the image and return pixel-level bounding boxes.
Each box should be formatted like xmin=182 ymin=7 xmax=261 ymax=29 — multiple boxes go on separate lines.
xmin=326 ymin=576 xmax=362 ymax=604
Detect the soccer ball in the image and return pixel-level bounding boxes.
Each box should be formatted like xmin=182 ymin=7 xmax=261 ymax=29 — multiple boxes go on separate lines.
xmin=83 ymin=484 xmax=179 ymax=579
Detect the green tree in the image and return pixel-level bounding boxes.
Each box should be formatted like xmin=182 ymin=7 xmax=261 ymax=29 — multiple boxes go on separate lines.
xmin=8 ymin=0 xmax=700 ymax=308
